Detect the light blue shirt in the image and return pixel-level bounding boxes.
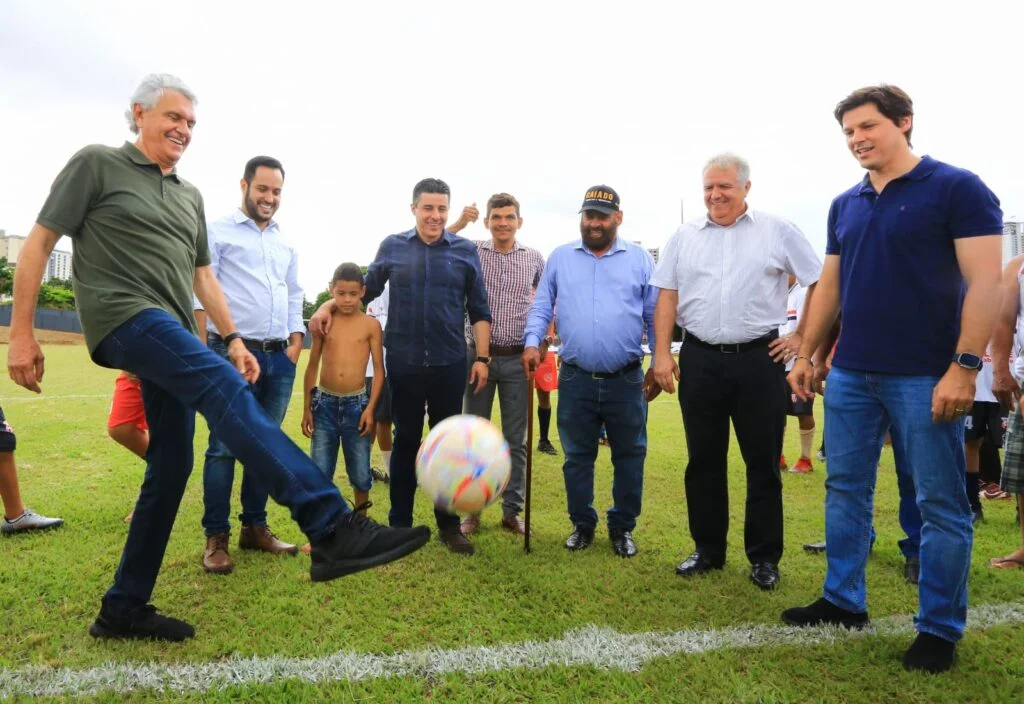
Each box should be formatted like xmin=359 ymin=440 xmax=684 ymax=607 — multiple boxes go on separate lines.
xmin=525 ymin=237 xmax=656 ymax=373
xmin=205 ymin=209 xmax=305 ymax=341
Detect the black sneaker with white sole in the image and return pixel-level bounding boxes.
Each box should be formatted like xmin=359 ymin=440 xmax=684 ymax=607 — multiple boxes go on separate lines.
xmin=89 ymin=600 xmax=195 ymax=642
xmin=309 ymin=503 xmax=430 ymax=582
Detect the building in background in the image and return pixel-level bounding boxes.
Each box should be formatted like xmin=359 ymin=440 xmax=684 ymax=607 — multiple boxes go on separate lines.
xmin=1 ymin=231 xmax=73 ymax=282
xmin=1004 ymin=219 xmax=1024 ymax=264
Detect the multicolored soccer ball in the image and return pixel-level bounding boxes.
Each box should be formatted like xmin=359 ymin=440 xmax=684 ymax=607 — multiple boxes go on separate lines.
xmin=415 ymin=414 xmax=511 ymax=514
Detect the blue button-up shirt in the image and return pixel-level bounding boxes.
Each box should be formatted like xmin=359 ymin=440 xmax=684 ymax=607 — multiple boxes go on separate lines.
xmin=205 ymin=209 xmax=305 ymax=341
xmin=525 ymin=237 xmax=656 ymax=373
xmin=364 ymin=229 xmax=491 ymax=367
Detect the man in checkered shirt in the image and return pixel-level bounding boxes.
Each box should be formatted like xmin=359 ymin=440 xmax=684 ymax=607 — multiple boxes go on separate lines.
xmin=450 ymin=193 xmax=545 ymax=536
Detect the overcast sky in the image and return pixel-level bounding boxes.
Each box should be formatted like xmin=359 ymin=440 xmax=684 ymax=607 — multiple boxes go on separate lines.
xmin=1 ymin=0 xmax=1021 ymax=295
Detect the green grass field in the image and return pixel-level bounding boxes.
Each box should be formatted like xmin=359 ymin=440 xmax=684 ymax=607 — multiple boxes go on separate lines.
xmin=2 ymin=345 xmax=1023 ymax=702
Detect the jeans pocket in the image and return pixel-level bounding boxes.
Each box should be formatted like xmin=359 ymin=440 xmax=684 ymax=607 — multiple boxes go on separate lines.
xmin=624 ymin=367 xmax=644 ymax=385
xmin=559 ymin=364 xmax=578 ymax=383
xmin=310 ymin=388 xmax=322 ymax=412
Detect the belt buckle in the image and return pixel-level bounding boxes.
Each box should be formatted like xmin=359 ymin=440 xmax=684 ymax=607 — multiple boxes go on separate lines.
xmin=719 ymin=343 xmax=740 ymax=354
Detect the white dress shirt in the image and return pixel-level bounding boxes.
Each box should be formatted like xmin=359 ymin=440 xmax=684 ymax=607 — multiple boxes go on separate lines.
xmin=206 ymin=209 xmax=305 ymax=341
xmin=651 ymin=208 xmax=822 ymax=344
xmin=365 ymin=282 xmax=389 ymax=377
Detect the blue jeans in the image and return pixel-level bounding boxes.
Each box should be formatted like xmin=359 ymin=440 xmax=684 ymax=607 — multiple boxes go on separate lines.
xmin=93 ymin=309 xmax=349 ymax=615
xmin=310 ymin=388 xmax=373 ymax=492
xmin=823 ymin=367 xmax=971 ymax=642
xmin=201 ymin=337 xmax=297 ymax=536
xmin=556 ymin=362 xmax=647 ymax=532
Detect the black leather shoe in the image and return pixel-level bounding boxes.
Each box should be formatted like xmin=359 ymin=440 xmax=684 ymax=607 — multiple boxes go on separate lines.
xmin=609 ymin=529 xmax=637 ymax=558
xmin=781 ymin=597 xmax=869 ymax=630
xmin=564 ymin=526 xmax=595 ymax=551
xmin=904 ymin=556 xmax=920 ymax=585
xmin=750 ymin=562 xmax=780 ymax=591
xmin=802 ymin=541 xmax=827 ymax=554
xmin=675 ymin=551 xmax=724 ymax=576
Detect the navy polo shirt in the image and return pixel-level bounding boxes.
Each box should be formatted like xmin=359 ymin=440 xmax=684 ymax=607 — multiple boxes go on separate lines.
xmin=828 ymin=156 xmax=1002 ymax=376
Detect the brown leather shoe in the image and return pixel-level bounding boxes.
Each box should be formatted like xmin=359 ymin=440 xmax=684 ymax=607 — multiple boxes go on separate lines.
xmin=460 ymin=514 xmax=481 ymax=536
xmin=439 ymin=525 xmax=475 ymax=555
xmin=238 ymin=524 xmax=299 ymax=555
xmin=500 ymin=514 xmax=532 ymax=536
xmin=202 ymin=532 xmax=234 ymax=574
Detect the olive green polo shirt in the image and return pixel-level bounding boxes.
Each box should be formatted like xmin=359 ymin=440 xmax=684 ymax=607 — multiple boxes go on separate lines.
xmin=37 ymin=142 xmax=210 ymax=353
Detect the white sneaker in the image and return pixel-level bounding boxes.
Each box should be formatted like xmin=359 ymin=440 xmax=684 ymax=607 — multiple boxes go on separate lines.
xmin=1 ymin=508 xmax=64 ymax=534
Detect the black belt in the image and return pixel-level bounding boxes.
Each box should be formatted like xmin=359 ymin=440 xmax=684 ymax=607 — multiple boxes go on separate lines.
xmin=210 ymin=333 xmax=288 ymax=353
xmin=491 ymin=344 xmax=525 ymax=356
xmin=564 ymin=359 xmax=641 ymax=379
xmin=684 ymin=330 xmax=778 ymax=354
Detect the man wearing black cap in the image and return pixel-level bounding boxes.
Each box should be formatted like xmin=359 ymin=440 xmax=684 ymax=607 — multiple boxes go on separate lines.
xmin=523 ymin=186 xmax=658 ymax=557
xmin=650 ymin=154 xmax=822 ymax=590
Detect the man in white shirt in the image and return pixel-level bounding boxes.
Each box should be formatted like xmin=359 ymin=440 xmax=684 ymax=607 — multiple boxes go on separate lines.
xmin=200 ymin=156 xmax=306 ymax=574
xmin=651 ymin=153 xmax=822 ymax=591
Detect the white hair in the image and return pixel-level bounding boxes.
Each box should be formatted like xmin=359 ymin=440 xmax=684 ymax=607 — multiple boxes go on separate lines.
xmin=703 ymin=153 xmax=751 ymax=185
xmin=124 ymin=74 xmax=197 ymax=134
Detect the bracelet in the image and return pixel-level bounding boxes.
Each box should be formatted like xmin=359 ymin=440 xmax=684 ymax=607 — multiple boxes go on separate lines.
xmin=795 ymin=355 xmax=813 ymax=366
xmin=223 ymin=332 xmax=242 ymax=345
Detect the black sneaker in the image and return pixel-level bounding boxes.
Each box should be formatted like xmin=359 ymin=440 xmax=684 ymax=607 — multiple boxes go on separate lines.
xmin=88 ymin=600 xmax=195 ymax=642
xmin=537 ymin=440 xmax=558 ymax=456
xmin=370 ymin=466 xmax=390 ymax=484
xmin=971 ymin=505 xmax=984 ymax=525
xmin=309 ymin=503 xmax=430 ymax=582
xmin=781 ymin=598 xmax=869 ymax=630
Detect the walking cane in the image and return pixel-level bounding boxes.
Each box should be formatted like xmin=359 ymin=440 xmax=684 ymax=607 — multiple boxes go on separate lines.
xmin=524 ymin=370 xmax=535 ymax=553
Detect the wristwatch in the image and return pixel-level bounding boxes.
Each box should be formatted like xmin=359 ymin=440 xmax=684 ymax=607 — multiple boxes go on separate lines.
xmin=542 ymin=335 xmax=554 ymax=346
xmin=952 ymin=352 xmax=983 ymax=371
xmin=476 ymin=355 xmax=492 ymax=364
xmin=223 ymin=332 xmax=242 ymax=345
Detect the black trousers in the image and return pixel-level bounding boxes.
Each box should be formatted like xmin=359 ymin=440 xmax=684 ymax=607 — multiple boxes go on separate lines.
xmin=678 ymin=341 xmax=788 ymax=565
xmin=386 ymin=356 xmax=466 ymax=530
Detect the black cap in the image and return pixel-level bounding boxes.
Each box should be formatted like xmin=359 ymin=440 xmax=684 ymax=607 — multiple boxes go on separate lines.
xmin=578 ymin=185 xmax=620 ymax=214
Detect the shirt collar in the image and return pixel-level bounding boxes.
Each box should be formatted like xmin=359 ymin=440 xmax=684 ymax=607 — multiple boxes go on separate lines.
xmin=856 ymin=155 xmax=938 ymax=195
xmin=233 ymin=207 xmax=279 ymax=232
xmin=480 ymin=239 xmax=521 ymax=252
xmin=403 ymin=228 xmax=455 ymax=245
xmin=119 ymin=141 xmax=181 ymax=182
xmin=698 ymin=205 xmax=755 ymax=229
xmin=574 ymin=236 xmax=627 ymax=256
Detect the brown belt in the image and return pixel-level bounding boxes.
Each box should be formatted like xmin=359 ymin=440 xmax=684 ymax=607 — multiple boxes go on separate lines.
xmin=491 ymin=344 xmax=525 ymax=356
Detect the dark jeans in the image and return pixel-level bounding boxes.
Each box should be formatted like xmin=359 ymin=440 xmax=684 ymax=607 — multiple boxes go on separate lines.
xmin=201 ymin=337 xmax=297 ymax=536
xmin=678 ymin=342 xmax=787 ymax=565
xmin=556 ymin=362 xmax=647 ymax=532
xmin=93 ymin=309 xmax=348 ymax=615
xmin=386 ymin=356 xmax=466 ymax=530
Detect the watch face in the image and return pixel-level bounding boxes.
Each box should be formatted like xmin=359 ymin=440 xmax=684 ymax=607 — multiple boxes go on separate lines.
xmin=956 ymin=353 xmax=983 ymax=370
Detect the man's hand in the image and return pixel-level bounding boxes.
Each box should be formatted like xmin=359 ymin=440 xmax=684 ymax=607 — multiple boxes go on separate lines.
xmin=522 ymin=346 xmax=541 ymax=378
xmin=308 ymin=303 xmax=334 ymax=338
xmin=993 ymin=370 xmax=1021 ymax=411
xmin=451 ymin=203 xmax=479 ymax=232
xmin=644 ymin=368 xmax=662 ymax=402
xmin=7 ymin=334 xmax=45 ymax=393
xmin=539 ymin=340 xmax=550 ymax=363
xmin=286 ymin=341 xmax=302 ymax=365
xmin=787 ymin=358 xmax=815 ymax=402
xmin=769 ymin=333 xmax=801 ymax=364
xmin=811 ymin=362 xmax=829 ymax=395
xmin=301 ymin=409 xmax=315 ymax=438
xmin=358 ymin=408 xmax=376 ymax=437
xmin=931 ymin=365 xmax=976 ymax=424
xmin=652 ymin=354 xmax=680 ymax=394
xmin=227 ymin=339 xmax=261 ymax=384
xmin=469 ymin=360 xmax=489 ymax=394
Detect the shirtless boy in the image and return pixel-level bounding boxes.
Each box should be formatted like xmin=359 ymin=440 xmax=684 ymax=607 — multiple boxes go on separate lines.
xmin=302 ymin=263 xmax=384 ymax=518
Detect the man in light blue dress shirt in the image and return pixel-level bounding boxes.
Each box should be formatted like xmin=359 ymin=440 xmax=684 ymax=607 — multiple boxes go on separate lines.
xmin=200 ymin=156 xmax=307 ymax=574
xmin=523 ymin=185 xmax=658 ymax=558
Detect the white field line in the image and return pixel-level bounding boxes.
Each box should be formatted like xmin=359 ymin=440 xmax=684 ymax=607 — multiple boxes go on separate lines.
xmin=1 ymin=602 xmax=1022 ymax=699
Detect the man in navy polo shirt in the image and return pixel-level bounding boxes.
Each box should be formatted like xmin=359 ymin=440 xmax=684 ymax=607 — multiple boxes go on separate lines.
xmin=781 ymin=85 xmax=1003 ymax=674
